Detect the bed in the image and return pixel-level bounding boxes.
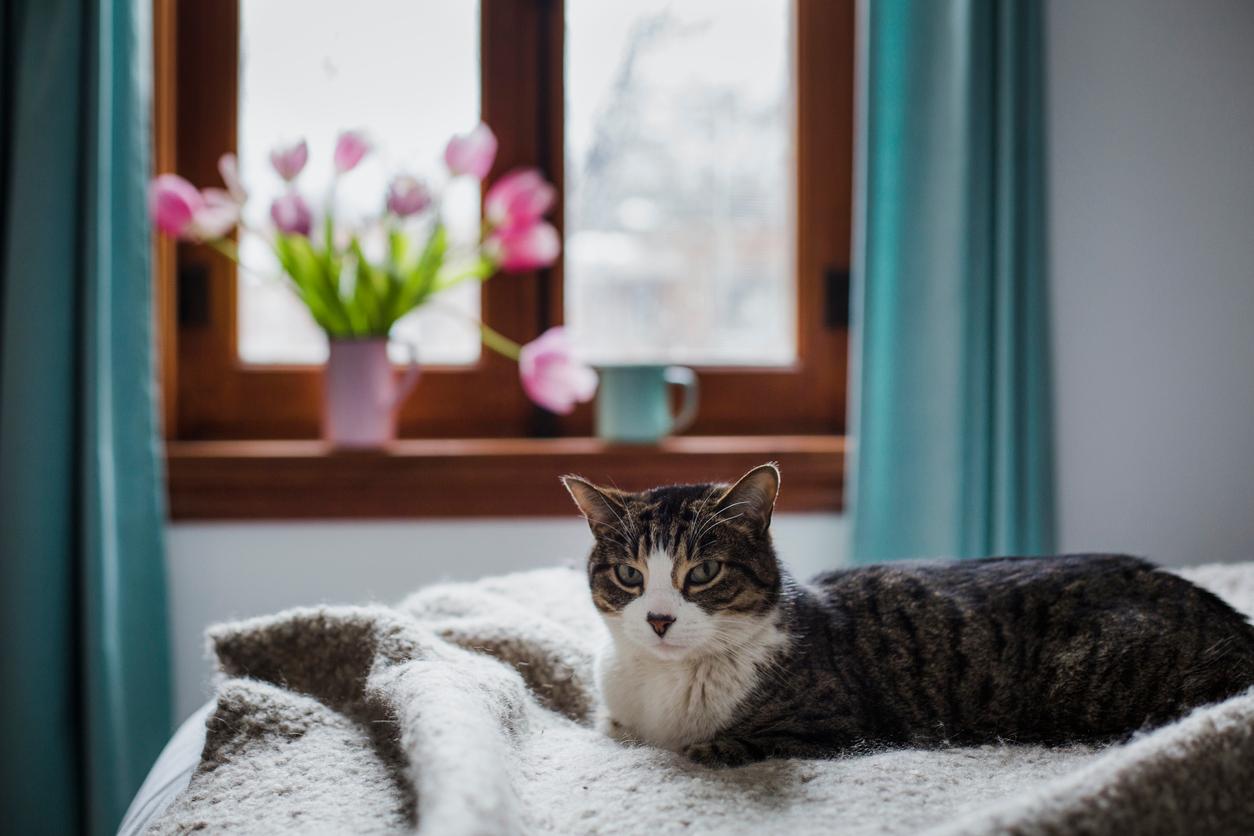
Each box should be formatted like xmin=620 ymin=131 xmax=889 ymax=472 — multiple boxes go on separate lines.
xmin=124 ymin=563 xmax=1254 ymax=835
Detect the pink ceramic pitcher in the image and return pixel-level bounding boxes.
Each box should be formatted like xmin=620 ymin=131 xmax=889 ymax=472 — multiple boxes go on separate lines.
xmin=322 ymin=338 xmax=420 ymax=448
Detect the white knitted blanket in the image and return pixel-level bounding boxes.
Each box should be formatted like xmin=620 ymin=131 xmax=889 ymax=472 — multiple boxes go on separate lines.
xmin=149 ymin=564 xmax=1254 ymax=835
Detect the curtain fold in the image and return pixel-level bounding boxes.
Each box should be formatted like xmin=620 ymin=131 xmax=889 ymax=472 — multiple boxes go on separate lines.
xmin=850 ymin=0 xmax=1054 ymax=563
xmin=0 ymin=1 xmax=172 ymax=834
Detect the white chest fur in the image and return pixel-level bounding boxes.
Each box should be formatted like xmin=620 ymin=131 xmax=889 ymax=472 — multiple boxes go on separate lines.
xmin=596 ymin=614 xmax=789 ymax=749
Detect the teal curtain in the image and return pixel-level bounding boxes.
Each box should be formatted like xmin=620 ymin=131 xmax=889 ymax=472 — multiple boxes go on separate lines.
xmin=0 ymin=1 xmax=172 ymax=834
xmin=850 ymin=0 xmax=1054 ymax=563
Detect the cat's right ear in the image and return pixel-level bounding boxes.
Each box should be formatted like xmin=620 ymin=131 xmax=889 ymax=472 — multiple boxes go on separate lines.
xmin=561 ymin=476 xmax=627 ymax=537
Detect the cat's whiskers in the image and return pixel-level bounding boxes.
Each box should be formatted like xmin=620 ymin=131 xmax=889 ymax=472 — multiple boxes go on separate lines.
xmin=605 ymin=478 xmax=640 ymax=540
xmin=689 ymin=501 xmax=751 ymax=553
xmin=595 ymin=496 xmax=637 ymax=548
xmin=694 ymin=500 xmax=750 ymax=537
xmin=576 ymin=514 xmax=633 ymax=552
xmin=685 ymin=493 xmax=719 ymax=553
xmin=695 ymin=513 xmax=746 ymax=554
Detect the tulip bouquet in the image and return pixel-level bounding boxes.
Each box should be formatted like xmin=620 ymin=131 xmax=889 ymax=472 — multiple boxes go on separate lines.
xmin=150 ymin=124 xmax=597 ymax=441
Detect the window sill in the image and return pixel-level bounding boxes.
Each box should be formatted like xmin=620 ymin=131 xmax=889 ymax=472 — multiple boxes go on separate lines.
xmin=166 ymin=435 xmax=845 ymax=520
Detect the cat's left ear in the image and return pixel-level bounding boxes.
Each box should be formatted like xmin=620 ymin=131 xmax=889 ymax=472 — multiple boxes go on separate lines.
xmin=716 ymin=462 xmax=780 ymax=532
xmin=561 ymin=475 xmax=628 ymax=537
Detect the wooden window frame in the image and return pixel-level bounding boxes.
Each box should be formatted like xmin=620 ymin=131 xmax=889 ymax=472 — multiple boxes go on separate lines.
xmin=155 ymin=0 xmax=853 ymax=518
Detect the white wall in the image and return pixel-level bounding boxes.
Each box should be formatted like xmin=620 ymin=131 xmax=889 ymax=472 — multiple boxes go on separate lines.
xmin=166 ymin=514 xmax=846 ymax=721
xmin=1046 ymin=0 xmax=1254 ymax=565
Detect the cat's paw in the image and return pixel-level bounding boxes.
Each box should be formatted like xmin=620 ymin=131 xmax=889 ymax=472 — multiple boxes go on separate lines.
xmin=681 ymin=738 xmax=754 ymax=768
xmin=599 ymin=714 xmax=639 ymax=744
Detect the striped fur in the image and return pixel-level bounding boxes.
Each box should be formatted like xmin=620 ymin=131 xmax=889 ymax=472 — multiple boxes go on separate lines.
xmin=564 ymin=465 xmax=1254 ymax=767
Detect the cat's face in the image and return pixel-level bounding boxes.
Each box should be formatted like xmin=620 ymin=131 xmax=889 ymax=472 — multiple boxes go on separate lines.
xmin=563 ymin=464 xmax=783 ymax=661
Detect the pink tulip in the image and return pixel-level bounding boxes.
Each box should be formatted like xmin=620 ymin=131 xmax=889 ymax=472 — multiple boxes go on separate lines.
xmin=485 ymin=168 xmax=556 ymax=230
xmin=444 ymin=123 xmax=498 ymax=179
xmin=149 ymin=174 xmax=203 ymax=237
xmin=149 ymin=175 xmax=240 ymax=241
xmin=334 ymin=131 xmax=370 ymax=173
xmin=189 ymin=189 xmax=241 ymax=240
xmin=269 ymin=140 xmax=308 ymax=182
xmin=486 ymin=221 xmax=560 ymax=271
xmin=518 ymin=327 xmax=597 ymax=415
xmin=218 ymin=153 xmax=247 ymax=202
xmin=270 ymin=192 xmax=313 ymax=237
xmin=386 ymin=175 xmax=432 ymax=217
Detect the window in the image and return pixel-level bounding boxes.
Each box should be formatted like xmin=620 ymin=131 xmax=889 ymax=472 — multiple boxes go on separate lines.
xmin=235 ymin=0 xmax=483 ymax=366
xmin=156 ymin=0 xmax=853 ymax=516
xmin=565 ymin=0 xmax=794 ymax=366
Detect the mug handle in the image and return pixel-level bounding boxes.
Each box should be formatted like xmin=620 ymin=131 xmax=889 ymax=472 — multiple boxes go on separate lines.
xmin=664 ymin=366 xmax=699 ymax=435
xmin=387 ymin=339 xmax=422 ymax=412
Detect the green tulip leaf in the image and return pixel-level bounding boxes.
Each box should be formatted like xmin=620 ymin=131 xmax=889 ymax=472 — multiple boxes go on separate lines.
xmin=274 ymin=233 xmax=353 ymax=336
xmin=394 ymin=224 xmax=447 ymax=318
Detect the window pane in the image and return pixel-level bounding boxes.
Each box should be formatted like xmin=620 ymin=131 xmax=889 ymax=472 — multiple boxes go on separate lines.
xmin=565 ymin=0 xmax=795 ymax=365
xmin=237 ymin=0 xmax=481 ymax=365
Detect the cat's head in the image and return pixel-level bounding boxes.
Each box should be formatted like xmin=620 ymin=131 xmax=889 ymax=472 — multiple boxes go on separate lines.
xmin=562 ymin=463 xmax=784 ymax=661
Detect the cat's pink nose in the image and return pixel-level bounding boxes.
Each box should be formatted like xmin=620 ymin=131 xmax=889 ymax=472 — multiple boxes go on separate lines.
xmin=647 ymin=612 xmax=676 ymax=637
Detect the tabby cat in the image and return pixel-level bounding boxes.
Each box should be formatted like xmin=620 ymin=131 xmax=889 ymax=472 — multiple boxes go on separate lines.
xmin=562 ymin=464 xmax=1254 ymax=766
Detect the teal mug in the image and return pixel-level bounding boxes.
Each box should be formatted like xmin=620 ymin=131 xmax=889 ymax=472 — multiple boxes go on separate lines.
xmin=595 ymin=365 xmax=700 ymax=443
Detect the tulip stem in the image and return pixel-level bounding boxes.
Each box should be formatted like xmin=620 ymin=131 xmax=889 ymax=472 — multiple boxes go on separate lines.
xmin=478 ymin=319 xmax=522 ymax=362
xmin=205 ymin=237 xmax=239 ymax=263
xmin=203 ymin=234 xmax=309 ymax=305
xmin=431 ymin=256 xmax=495 ymax=294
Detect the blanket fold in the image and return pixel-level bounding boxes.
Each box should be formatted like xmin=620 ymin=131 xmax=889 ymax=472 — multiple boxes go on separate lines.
xmin=150 ymin=565 xmax=1254 ymax=835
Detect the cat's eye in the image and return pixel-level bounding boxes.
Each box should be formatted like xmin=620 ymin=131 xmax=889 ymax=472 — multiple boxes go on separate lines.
xmin=614 ymin=564 xmax=644 ymax=587
xmin=687 ymin=560 xmax=722 ymax=586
